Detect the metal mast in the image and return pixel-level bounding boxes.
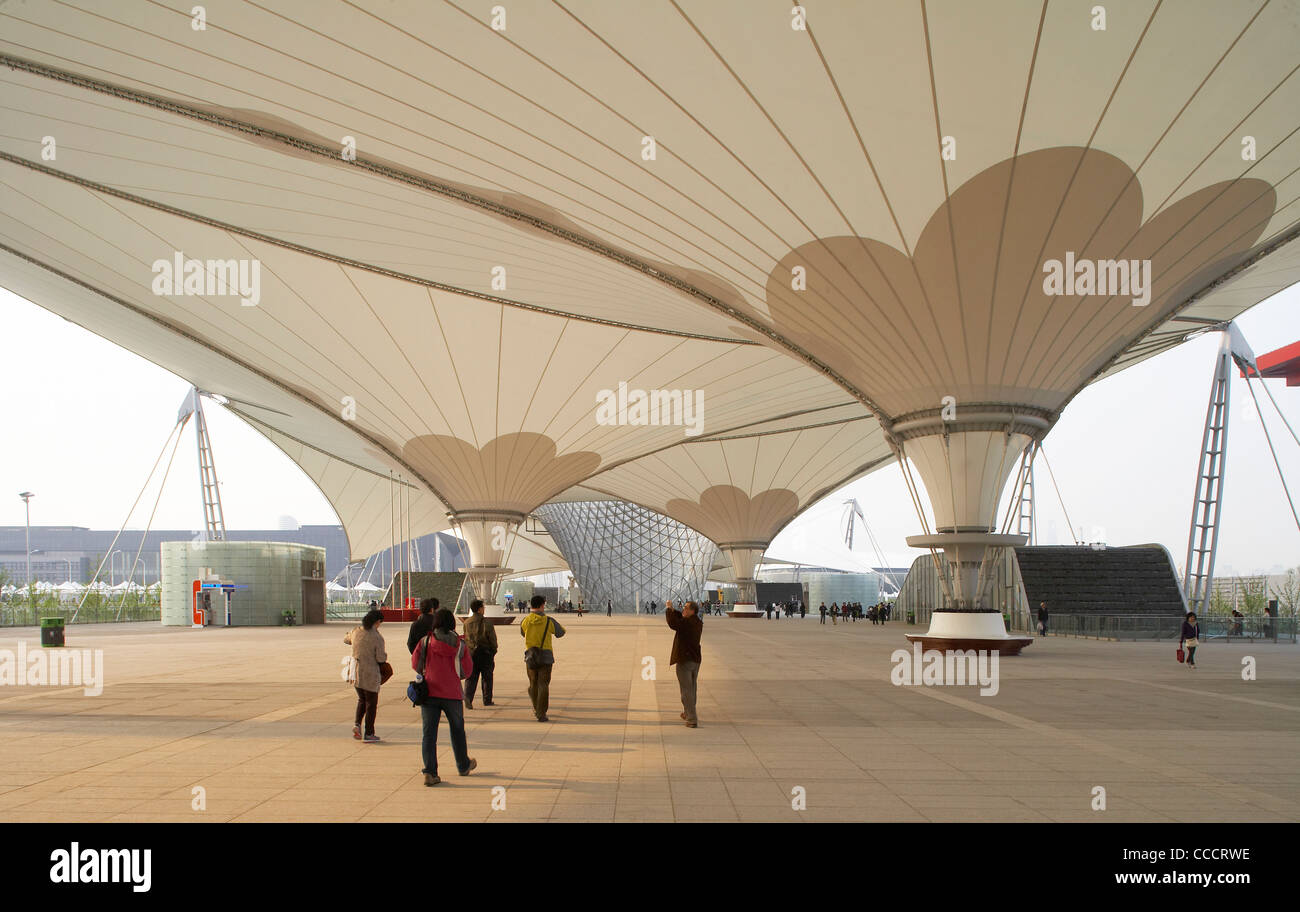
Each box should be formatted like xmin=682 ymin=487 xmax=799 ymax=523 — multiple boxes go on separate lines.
xmin=842 ymin=499 xmax=865 ymax=550
xmin=179 ymin=388 xmax=227 ymax=542
xmin=1016 ymin=441 xmax=1038 ymax=545
xmin=1183 ymin=325 xmax=1256 ymax=614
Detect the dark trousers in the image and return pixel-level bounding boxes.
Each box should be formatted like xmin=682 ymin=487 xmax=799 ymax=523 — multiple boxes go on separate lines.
xmin=353 ymin=687 xmax=378 ymax=735
xmin=675 ymin=660 xmax=700 ymax=723
xmin=465 ymin=648 xmax=495 ymax=703
xmin=1186 ymin=646 xmax=1198 ymax=666
xmin=421 ymin=697 xmax=470 ymax=776
xmin=527 ymin=664 xmax=553 ymax=718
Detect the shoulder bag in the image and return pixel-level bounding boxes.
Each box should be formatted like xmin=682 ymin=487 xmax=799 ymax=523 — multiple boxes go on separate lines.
xmin=407 ymin=633 xmax=431 ymax=706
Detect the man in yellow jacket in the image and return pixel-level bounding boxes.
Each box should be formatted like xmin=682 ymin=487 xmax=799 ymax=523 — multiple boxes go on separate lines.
xmin=520 ymin=594 xmax=566 ymax=722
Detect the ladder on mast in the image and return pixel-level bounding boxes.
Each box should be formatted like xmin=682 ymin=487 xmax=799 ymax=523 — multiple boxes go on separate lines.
xmin=1183 ymin=326 xmax=1256 ymax=614
xmin=179 ymin=387 xmax=227 ymax=542
xmin=1016 ymin=441 xmax=1037 ymax=545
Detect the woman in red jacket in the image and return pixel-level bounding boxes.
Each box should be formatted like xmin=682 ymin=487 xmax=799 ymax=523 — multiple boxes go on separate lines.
xmin=412 ymin=608 xmax=478 ymax=785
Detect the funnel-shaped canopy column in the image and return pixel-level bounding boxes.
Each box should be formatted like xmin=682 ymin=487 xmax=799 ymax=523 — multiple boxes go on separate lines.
xmin=450 ymin=510 xmax=524 ymax=605
xmin=719 ymin=543 xmax=766 ymax=611
xmin=895 ymin=408 xmax=1048 ymax=652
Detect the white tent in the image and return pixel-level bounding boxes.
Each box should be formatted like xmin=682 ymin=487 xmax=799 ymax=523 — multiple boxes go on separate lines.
xmin=4 ymin=2 xmax=1298 ymax=642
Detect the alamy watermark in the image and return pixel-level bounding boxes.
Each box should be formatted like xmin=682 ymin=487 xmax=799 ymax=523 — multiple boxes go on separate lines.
xmin=1042 ymin=253 xmax=1152 ymax=307
xmin=49 ymin=843 xmax=150 ymax=892
xmin=595 ymin=381 xmax=704 ymax=437
xmin=890 ymin=644 xmax=999 ymax=697
xmin=152 ymin=252 xmax=261 ymax=306
xmin=0 ymin=643 xmax=103 ymax=696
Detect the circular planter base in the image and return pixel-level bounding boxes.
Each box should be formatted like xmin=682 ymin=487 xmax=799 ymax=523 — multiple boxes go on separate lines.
xmin=904 ymin=634 xmax=1033 ymax=656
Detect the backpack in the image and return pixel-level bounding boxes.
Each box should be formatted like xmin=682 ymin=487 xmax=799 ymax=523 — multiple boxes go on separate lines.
xmin=523 ymin=617 xmax=552 ymax=670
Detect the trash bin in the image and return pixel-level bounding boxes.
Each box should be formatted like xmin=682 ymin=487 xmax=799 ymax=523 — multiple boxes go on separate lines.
xmin=40 ymin=617 xmax=66 ymax=648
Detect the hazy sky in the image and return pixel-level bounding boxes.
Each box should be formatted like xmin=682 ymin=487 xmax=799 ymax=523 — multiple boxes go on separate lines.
xmin=2 ymin=284 xmax=1297 ymax=576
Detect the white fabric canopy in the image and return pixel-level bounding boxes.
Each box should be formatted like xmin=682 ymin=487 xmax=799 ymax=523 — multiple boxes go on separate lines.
xmin=1 ymin=1 xmax=1296 ymax=567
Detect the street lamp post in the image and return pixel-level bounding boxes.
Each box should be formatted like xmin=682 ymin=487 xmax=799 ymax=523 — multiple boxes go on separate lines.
xmin=19 ymin=492 xmax=34 ymax=588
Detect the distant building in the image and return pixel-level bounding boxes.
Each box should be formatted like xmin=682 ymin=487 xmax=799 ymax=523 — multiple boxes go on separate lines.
xmin=756 ymin=565 xmax=885 ymax=607
xmin=0 ymin=525 xmax=461 ymax=585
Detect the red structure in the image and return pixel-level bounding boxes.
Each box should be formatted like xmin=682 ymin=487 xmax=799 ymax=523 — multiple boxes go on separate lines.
xmin=1242 ymin=340 xmax=1300 ymax=385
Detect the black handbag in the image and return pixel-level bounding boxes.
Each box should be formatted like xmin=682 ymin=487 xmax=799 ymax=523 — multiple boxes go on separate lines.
xmin=523 ymin=617 xmax=552 ymax=670
xmin=407 ymin=634 xmax=431 ymax=706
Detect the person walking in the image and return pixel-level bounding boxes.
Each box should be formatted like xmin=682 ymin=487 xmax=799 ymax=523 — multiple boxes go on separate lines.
xmin=819 ymin=602 xmax=827 ymax=625
xmin=607 ymin=599 xmax=613 ymax=617
xmin=799 ymin=601 xmax=806 ymax=619
xmin=413 ymin=608 xmax=477 ymax=785
xmin=1037 ymin=601 xmax=1049 ymax=636
xmin=407 ymin=597 xmax=438 ymax=653
xmin=346 ymin=608 xmax=387 ymax=743
xmin=521 ymin=594 xmax=566 ymax=722
xmin=665 ymin=599 xmax=703 ymax=728
xmin=1181 ymin=611 xmax=1201 ymax=669
xmin=463 ymin=598 xmax=498 ymax=708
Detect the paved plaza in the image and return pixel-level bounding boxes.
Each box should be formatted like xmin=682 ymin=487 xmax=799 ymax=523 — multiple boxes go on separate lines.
xmin=0 ymin=616 xmax=1297 ymax=823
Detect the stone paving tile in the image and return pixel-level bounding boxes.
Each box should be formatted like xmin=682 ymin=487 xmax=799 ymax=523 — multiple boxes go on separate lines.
xmin=1 ymin=617 xmax=1297 ymax=822
xmin=109 ymin=813 xmax=237 ymax=823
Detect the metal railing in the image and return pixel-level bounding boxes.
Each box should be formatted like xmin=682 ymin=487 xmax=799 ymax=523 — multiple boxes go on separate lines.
xmin=0 ymin=603 xmax=161 ymax=627
xmin=326 ymin=602 xmax=368 ymax=621
xmin=1201 ymin=615 xmax=1297 ymax=644
xmin=1033 ymin=613 xmax=1296 ymax=643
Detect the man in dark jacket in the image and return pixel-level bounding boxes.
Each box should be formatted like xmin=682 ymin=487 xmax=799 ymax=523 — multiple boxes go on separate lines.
xmin=407 ymin=597 xmax=438 ymax=653
xmin=665 ymin=600 xmax=703 ymax=728
xmin=463 ymin=599 xmax=498 ymax=708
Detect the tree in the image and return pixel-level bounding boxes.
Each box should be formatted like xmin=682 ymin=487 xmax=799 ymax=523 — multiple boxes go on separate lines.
xmin=1208 ymin=587 xmax=1231 ymax=616
xmin=1271 ymin=567 xmax=1300 ymax=618
xmin=1241 ymin=577 xmax=1267 ymax=616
